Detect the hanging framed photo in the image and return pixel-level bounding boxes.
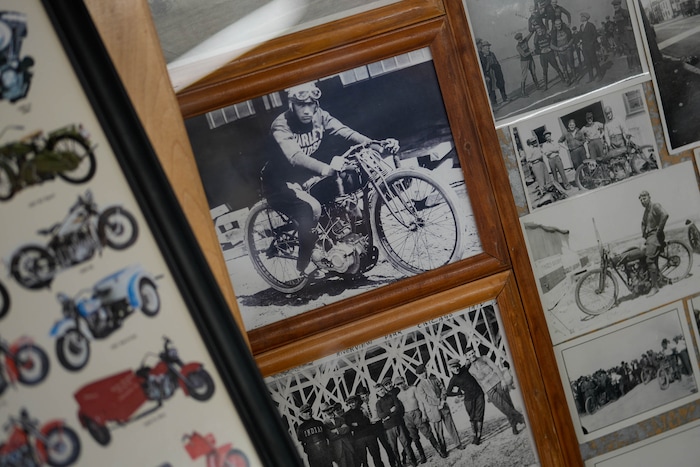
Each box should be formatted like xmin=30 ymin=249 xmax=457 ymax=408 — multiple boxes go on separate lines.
xmin=180 ymin=17 xmax=511 ymax=354
xmin=0 ymin=1 xmax=299 ymax=465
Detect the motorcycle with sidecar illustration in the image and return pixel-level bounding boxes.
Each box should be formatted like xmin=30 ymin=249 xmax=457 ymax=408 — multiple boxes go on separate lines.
xmin=74 ymin=337 xmax=215 ymax=446
xmin=183 ymin=431 xmax=249 ymax=467
xmin=0 ymin=334 xmax=49 ymax=396
xmin=50 ymin=264 xmax=161 ymax=372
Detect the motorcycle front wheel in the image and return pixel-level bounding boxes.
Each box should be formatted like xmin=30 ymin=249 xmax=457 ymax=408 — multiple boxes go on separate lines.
xmin=138 ymin=278 xmax=160 ymax=317
xmin=185 ymin=369 xmax=215 ymax=401
xmin=0 ymin=162 xmax=16 ymax=201
xmin=81 ymin=414 xmax=111 ymax=446
xmin=56 ymin=329 xmax=90 ymax=372
xmin=43 ymin=425 xmax=81 ymax=467
xmin=575 ymin=269 xmax=618 ymax=315
xmin=584 ymin=396 xmax=597 ymax=415
xmin=50 ymin=134 xmax=97 ymax=184
xmin=658 ymin=240 xmax=693 ymax=284
xmin=98 ymin=207 xmax=139 ymax=250
xmin=10 ymin=245 xmax=56 ymax=289
xmin=0 ymin=281 xmax=10 ymax=319
xmin=658 ymin=368 xmax=671 ymax=390
xmin=575 ymin=161 xmax=608 ymax=190
xmin=15 ymin=343 xmax=50 ymax=385
xmin=224 ymin=449 xmax=250 ymax=467
xmin=244 ymin=200 xmax=309 ymax=293
xmin=370 ymin=169 xmax=463 ymax=275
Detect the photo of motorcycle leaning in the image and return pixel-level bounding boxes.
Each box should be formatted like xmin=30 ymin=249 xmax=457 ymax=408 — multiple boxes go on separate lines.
xmin=186 ymin=52 xmax=481 ymax=330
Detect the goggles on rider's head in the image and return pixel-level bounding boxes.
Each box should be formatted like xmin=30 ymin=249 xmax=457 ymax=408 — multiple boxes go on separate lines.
xmin=287 ymin=84 xmax=322 ymax=104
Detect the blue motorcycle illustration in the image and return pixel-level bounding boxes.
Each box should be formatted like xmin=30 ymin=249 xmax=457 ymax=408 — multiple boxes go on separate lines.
xmin=50 ymin=265 xmax=161 ymax=371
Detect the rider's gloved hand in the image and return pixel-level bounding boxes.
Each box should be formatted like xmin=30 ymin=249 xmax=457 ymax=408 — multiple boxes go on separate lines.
xmin=329 ymin=156 xmax=347 ymax=172
xmin=382 ymin=138 xmax=400 ymax=154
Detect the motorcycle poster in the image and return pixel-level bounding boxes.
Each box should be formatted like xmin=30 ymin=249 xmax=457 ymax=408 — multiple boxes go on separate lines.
xmin=0 ymin=1 xmax=295 ymax=466
xmin=510 ymin=82 xmax=660 ymax=212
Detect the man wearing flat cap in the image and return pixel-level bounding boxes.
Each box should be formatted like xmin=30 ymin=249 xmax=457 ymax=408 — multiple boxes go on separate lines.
xmin=611 ymin=0 xmax=639 ymax=69
xmin=479 ymin=40 xmax=509 ymax=106
xmin=639 ymin=190 xmax=668 ymax=296
xmin=579 ymin=11 xmax=603 ymax=82
xmin=324 ymin=402 xmax=355 ymax=467
xmin=344 ymin=395 xmax=385 ymax=467
xmin=541 ymin=130 xmax=571 ymax=189
xmin=376 ymin=380 xmax=417 ymax=466
xmin=445 ymin=357 xmax=486 ymax=445
xmin=515 ymin=30 xmax=539 ymax=97
xmin=395 ymin=375 xmax=446 ymax=462
xmin=582 ymin=111 xmax=605 ymax=160
xmin=297 ymin=403 xmax=333 ymax=466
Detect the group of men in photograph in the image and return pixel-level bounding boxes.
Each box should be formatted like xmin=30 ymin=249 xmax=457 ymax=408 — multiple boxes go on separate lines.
xmin=295 ymin=349 xmax=525 ymax=466
xmin=478 ymin=0 xmax=640 ymax=104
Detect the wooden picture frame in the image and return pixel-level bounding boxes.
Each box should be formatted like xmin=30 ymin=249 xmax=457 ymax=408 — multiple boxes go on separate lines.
xmin=180 ymin=15 xmax=512 ymax=355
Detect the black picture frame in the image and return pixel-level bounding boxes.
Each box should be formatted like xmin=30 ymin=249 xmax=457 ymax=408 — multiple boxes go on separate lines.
xmin=42 ymin=1 xmax=301 ymax=465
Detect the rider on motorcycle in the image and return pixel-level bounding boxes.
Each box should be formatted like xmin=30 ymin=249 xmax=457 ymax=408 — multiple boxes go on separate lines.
xmin=639 ymin=190 xmax=668 ymax=296
xmin=261 ymin=81 xmax=399 ymax=276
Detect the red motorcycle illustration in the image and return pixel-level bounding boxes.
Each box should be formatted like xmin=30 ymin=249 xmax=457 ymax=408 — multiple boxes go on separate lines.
xmin=74 ymin=337 xmax=215 ymax=446
xmin=0 ymin=335 xmax=50 ymax=396
xmin=0 ymin=408 xmax=81 ymax=466
xmin=183 ymin=431 xmax=249 ymax=467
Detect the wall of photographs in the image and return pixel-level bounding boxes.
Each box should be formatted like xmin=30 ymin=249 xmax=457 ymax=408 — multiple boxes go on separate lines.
xmin=469 ymin=0 xmax=700 ymax=462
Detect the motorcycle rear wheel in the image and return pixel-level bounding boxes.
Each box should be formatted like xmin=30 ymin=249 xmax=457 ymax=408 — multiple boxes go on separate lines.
xmin=98 ymin=207 xmax=139 ymax=250
xmin=370 ymin=168 xmax=463 ymax=275
xmin=43 ymin=425 xmax=81 ymax=467
xmin=244 ymin=200 xmax=309 ymax=293
xmin=0 ymin=162 xmax=15 ymax=201
xmin=575 ymin=161 xmax=608 ymax=190
xmin=10 ymin=245 xmax=56 ymax=289
xmin=50 ymin=134 xmax=97 ymax=184
xmin=575 ymin=269 xmax=618 ymax=315
xmin=15 ymin=343 xmax=50 ymax=385
xmin=56 ymin=329 xmax=90 ymax=372
xmin=81 ymin=415 xmax=111 ymax=446
xmin=224 ymin=448 xmax=250 ymax=467
xmin=138 ymin=278 xmax=160 ymax=316
xmin=0 ymin=281 xmax=10 ymax=319
xmin=185 ymin=369 xmax=215 ymax=401
xmin=658 ymin=240 xmax=693 ymax=284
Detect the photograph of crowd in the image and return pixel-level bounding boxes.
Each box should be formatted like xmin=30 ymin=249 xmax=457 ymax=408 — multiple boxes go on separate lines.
xmin=265 ymin=301 xmax=538 ymax=466
xmin=185 ymin=48 xmax=483 ymax=331
xmin=635 ymin=0 xmax=700 ymax=152
xmin=556 ymin=304 xmax=699 ymax=441
xmin=520 ymin=162 xmax=700 ymax=344
xmin=461 ymin=0 xmax=647 ymax=124
xmin=510 ymin=84 xmax=658 ymax=211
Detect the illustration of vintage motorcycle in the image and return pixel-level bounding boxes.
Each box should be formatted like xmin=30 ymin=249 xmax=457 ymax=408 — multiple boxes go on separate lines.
xmin=245 ymin=140 xmax=464 ymax=293
xmin=0 ymin=335 xmax=49 ymax=396
xmin=183 ymin=431 xmax=249 ymax=467
xmin=0 ymin=11 xmax=34 ymax=103
xmin=0 ymin=124 xmax=96 ymax=200
xmin=74 ymin=337 xmax=215 ymax=446
xmin=0 ymin=281 xmax=9 ymax=319
xmin=8 ymin=189 xmax=138 ymax=289
xmin=49 ymin=264 xmax=161 ymax=372
xmin=0 ymin=409 xmax=81 ymax=467
xmin=575 ymin=139 xmax=658 ymax=190
xmin=574 ymin=219 xmax=693 ymax=316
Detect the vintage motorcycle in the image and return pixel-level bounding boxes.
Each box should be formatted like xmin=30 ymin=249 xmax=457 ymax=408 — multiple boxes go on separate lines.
xmin=183 ymin=432 xmax=249 ymax=467
xmin=9 ymin=189 xmax=138 ymax=289
xmin=0 ymin=11 xmax=34 ymax=102
xmin=74 ymin=337 xmax=215 ymax=446
xmin=0 ymin=409 xmax=81 ymax=467
xmin=574 ymin=219 xmax=693 ymax=316
xmin=575 ymin=139 xmax=658 ymax=190
xmin=50 ymin=264 xmax=161 ymax=372
xmin=0 ymin=335 xmax=49 ymax=396
xmin=245 ymin=140 xmax=464 ymax=293
xmin=657 ymin=354 xmax=682 ymax=390
xmin=0 ymin=124 xmax=96 ymax=200
xmin=686 ymin=219 xmax=700 ymax=254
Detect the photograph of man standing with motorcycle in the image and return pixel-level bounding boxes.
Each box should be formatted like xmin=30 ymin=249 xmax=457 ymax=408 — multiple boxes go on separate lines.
xmin=520 ymin=162 xmax=699 ymax=346
xmin=512 ymin=84 xmax=659 ymax=211
xmin=185 ymin=49 xmax=482 ymax=331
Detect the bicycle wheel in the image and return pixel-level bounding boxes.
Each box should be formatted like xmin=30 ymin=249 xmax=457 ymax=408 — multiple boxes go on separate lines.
xmin=658 ymin=240 xmax=693 ymax=284
xmin=370 ymin=168 xmax=463 ymax=275
xmin=574 ymin=269 xmax=618 ymax=315
xmin=244 ymin=200 xmax=309 ymax=293
xmin=575 ymin=161 xmax=607 ymax=190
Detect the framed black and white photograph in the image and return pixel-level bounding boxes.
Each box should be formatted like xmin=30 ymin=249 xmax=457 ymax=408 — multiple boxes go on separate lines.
xmin=460 ymin=0 xmax=648 ymax=125
xmin=584 ymin=417 xmax=700 ymax=466
xmin=520 ymin=162 xmax=700 ymax=345
xmin=510 ymin=83 xmax=659 ymax=211
xmin=556 ymin=303 xmax=699 ymax=442
xmin=180 ymin=16 xmax=516 ymax=353
xmin=264 ymin=298 xmax=538 ymax=467
xmin=633 ymin=0 xmax=700 ymax=153
xmin=689 ymin=294 xmax=700 ymax=346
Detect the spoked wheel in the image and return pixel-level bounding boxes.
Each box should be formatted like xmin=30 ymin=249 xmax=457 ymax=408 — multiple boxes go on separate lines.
xmin=56 ymin=329 xmax=90 ymax=371
xmin=575 ymin=161 xmax=607 ymax=190
xmin=186 ymin=369 xmax=215 ymax=401
xmin=0 ymin=163 xmax=15 ymax=201
xmin=688 ymin=223 xmax=700 ymax=254
xmin=224 ymin=449 xmax=250 ymax=467
xmin=584 ymin=396 xmax=597 ymax=415
xmin=658 ymin=240 xmax=693 ymax=284
xmin=574 ymin=269 xmax=618 ymax=315
xmin=43 ymin=425 xmax=81 ymax=467
xmin=138 ymin=278 xmax=160 ymax=316
xmin=50 ymin=134 xmax=97 ymax=184
xmin=244 ymin=200 xmax=309 ymax=293
xmin=370 ymin=168 xmax=463 ymax=275
xmin=10 ymin=245 xmax=56 ymax=289
xmin=658 ymin=369 xmax=671 ymax=390
xmin=98 ymin=207 xmax=138 ymax=250
xmin=15 ymin=343 xmax=50 ymax=385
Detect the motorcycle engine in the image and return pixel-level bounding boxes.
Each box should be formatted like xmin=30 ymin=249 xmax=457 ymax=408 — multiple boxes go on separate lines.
xmin=624 ymin=260 xmax=651 ymax=295
xmin=609 ymin=156 xmax=631 ymax=181
xmin=143 ymin=374 xmax=177 ymax=401
xmin=86 ymin=306 xmax=112 ymax=338
xmin=54 ymin=231 xmax=96 ymax=265
xmin=312 ymin=197 xmax=368 ymax=275
xmin=0 ymin=443 xmax=31 ymax=465
xmin=312 ymin=233 xmax=367 ymax=274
